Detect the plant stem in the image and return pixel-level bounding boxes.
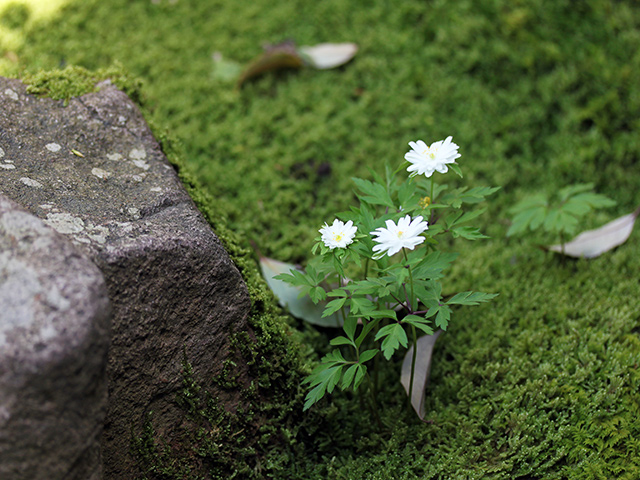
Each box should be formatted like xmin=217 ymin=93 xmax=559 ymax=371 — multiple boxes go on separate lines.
xmin=430 ymin=176 xmax=435 ymax=203
xmin=402 ymin=249 xmax=416 ymax=312
xmin=403 ymin=248 xmax=418 ymax=412
xmin=338 ymin=274 xmax=348 ymax=328
xmin=372 ymin=303 xmax=381 ymax=393
xmin=429 ymin=177 xmax=435 ymax=224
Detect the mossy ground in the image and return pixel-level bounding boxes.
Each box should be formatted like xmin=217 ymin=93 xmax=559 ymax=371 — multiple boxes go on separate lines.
xmin=2 ymin=0 xmax=640 ymax=478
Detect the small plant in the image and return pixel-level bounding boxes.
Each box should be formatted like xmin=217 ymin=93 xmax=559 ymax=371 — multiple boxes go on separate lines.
xmin=276 ymin=136 xmax=498 ymax=417
xmin=507 ymin=183 xmax=616 ymax=253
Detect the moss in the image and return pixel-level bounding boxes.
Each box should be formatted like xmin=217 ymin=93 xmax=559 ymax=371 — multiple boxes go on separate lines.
xmin=0 ymin=2 xmax=30 ymax=30
xmin=21 ymin=63 xmax=143 ymax=105
xmin=6 ymin=0 xmax=640 ymax=477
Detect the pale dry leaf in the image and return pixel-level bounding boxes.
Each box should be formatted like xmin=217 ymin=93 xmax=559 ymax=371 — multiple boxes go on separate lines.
xmin=259 ymin=256 xmax=342 ymax=327
xmin=400 ymin=331 xmax=442 ymax=420
xmin=298 ymin=43 xmax=358 ymax=70
xmin=547 ymin=206 xmax=640 ymax=258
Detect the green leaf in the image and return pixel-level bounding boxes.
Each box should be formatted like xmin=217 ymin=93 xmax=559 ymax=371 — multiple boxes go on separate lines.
xmin=359 ymin=349 xmax=378 ymax=363
xmin=322 ymin=297 xmax=347 ymax=318
xmin=368 ymin=308 xmax=397 ymax=319
xmin=302 ymin=354 xmax=348 ymax=410
xmin=327 ymin=288 xmax=348 ymax=297
xmin=508 ymin=193 xmax=548 ymax=214
xmin=570 ymin=192 xmax=616 ymax=209
xmin=529 ymin=206 xmax=547 ymax=230
xmin=412 ymin=251 xmax=458 ymax=280
xmin=507 ymin=205 xmax=547 ymax=237
xmin=344 ymin=315 xmax=358 ymax=341
xmin=350 ymin=296 xmax=376 ymax=316
xmin=330 ymin=336 xmax=354 ymax=347
xmin=402 ymin=314 xmax=434 ymax=335
xmin=398 ymin=179 xmax=419 ymax=210
xmin=543 ymin=208 xmax=560 ymax=232
xmin=556 ymin=209 xmax=579 ymax=235
xmin=447 ymin=186 xmax=501 ymax=207
xmin=375 ymin=323 xmax=408 ymax=360
xmin=355 ymin=318 xmax=381 ymax=348
xmin=451 ymin=226 xmax=489 ymax=240
xmin=352 ymin=177 xmax=395 ymax=208
xmin=447 ymin=291 xmax=499 ymax=305
xmin=353 ymin=364 xmax=367 ymax=390
xmin=435 ymin=305 xmax=451 ymax=330
xmin=449 ymin=163 xmax=463 ymax=178
xmin=303 ymin=383 xmax=326 ymax=411
xmin=558 ymin=183 xmax=594 ymax=201
xmin=414 ymin=281 xmax=443 ymax=309
xmin=447 ymin=207 xmax=486 ymax=228
xmin=561 ymin=198 xmax=592 ymax=217
xmin=341 ymin=364 xmax=359 ymax=389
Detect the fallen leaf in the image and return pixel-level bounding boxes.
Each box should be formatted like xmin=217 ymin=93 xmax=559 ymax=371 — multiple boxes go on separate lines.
xmin=547 ymin=206 xmax=640 ymax=258
xmin=237 ymin=41 xmax=304 ymax=87
xmin=259 ymin=256 xmax=343 ymax=327
xmin=298 ymin=43 xmax=358 ymax=70
xmin=400 ymin=331 xmax=442 ymax=420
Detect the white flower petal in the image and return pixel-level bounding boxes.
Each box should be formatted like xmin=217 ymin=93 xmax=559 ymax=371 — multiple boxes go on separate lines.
xmin=320 ymin=219 xmax=357 ymax=249
xmin=404 ymin=136 xmax=461 ymax=179
xmin=370 ymin=215 xmax=429 ymax=257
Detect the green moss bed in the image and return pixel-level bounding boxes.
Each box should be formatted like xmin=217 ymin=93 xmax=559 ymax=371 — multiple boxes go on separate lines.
xmin=2 ymin=0 xmax=640 ymax=478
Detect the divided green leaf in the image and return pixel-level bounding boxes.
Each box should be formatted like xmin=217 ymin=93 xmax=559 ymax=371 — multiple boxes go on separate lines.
xmin=375 ymin=323 xmax=409 ymax=360
xmin=447 ymin=291 xmax=499 ymax=305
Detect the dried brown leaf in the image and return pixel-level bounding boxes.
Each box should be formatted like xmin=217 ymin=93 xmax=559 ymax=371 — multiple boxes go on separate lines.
xmin=237 ymin=41 xmax=304 ymax=87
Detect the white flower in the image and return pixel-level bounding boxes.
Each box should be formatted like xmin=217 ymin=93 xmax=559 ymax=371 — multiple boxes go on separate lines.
xmin=370 ymin=215 xmax=429 ymax=258
xmin=319 ymin=219 xmax=357 ymax=249
xmin=404 ymin=136 xmax=461 ymax=178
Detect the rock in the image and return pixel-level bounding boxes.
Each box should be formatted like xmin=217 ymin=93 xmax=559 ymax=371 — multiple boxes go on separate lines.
xmin=0 ymin=77 xmax=253 ymax=478
xmin=0 ymin=195 xmax=111 ymax=480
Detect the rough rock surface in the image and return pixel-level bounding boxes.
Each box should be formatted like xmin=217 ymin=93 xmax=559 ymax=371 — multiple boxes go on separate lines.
xmin=0 ymin=77 xmax=252 ymax=478
xmin=0 ymin=195 xmax=111 ymax=480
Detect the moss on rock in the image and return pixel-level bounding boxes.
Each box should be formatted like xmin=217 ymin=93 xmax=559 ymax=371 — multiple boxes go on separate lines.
xmin=22 ymin=63 xmax=143 ymax=105
xmin=13 ymin=64 xmax=310 ymax=478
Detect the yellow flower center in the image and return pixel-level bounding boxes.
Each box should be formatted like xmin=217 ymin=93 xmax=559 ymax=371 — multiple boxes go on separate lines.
xmin=419 ymin=196 xmax=431 ymax=209
xmin=423 ymin=146 xmax=437 ymax=159
xmin=333 ymin=234 xmax=343 ymax=242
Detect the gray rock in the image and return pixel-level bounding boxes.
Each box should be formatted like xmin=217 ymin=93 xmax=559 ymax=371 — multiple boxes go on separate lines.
xmin=0 ymin=77 xmax=252 ymax=478
xmin=0 ymin=195 xmax=111 ymax=480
